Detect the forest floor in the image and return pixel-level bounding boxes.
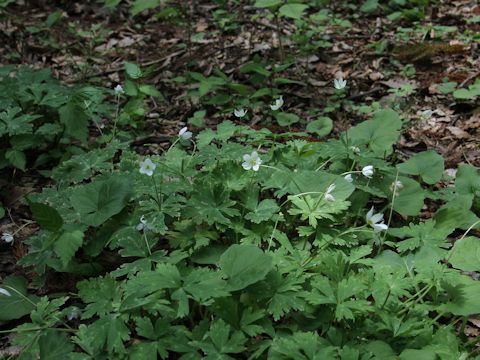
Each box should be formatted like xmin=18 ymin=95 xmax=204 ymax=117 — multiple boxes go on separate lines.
xmin=0 ymin=0 xmax=479 ymax=356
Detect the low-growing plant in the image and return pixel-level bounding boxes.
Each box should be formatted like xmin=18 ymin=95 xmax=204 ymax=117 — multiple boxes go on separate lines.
xmin=0 ymin=66 xmax=112 ymax=172
xmin=2 ymin=105 xmax=479 ymax=358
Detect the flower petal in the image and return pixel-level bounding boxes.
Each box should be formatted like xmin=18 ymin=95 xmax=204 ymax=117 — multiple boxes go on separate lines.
xmin=373 ymin=223 xmax=388 ymax=232
xmin=370 ymin=213 xmax=384 ymax=224
xmin=0 ymin=288 xmax=11 ymax=297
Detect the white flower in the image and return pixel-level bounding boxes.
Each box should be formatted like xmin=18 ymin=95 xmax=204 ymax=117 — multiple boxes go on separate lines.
xmin=349 ymin=146 xmax=360 ymax=154
xmin=242 ymin=151 xmax=262 ymax=171
xmin=114 ymin=84 xmax=124 ymax=95
xmin=420 ymin=109 xmax=433 ymax=119
xmin=0 ymin=288 xmax=11 ymax=297
xmin=234 ymin=108 xmax=248 ymax=118
xmin=136 ymin=215 xmax=148 ymax=231
xmin=390 ymin=180 xmax=404 ymax=192
xmin=361 ymin=165 xmax=374 ymax=178
xmin=139 ymin=158 xmax=156 ymax=176
xmin=178 ymin=127 xmax=193 ymax=140
xmin=344 ymin=174 xmax=353 ymax=183
xmin=334 ymin=77 xmax=347 ymax=90
xmin=67 ymin=307 xmax=81 ymax=321
xmin=270 ymin=96 xmax=284 ymax=111
xmin=1 ymin=232 xmax=14 ymax=243
xmin=366 ymin=207 xmax=388 ymax=232
xmin=324 ymin=184 xmax=336 ymax=202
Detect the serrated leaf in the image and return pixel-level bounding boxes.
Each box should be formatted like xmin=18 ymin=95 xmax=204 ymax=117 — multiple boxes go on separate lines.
xmin=39 ymin=330 xmax=74 ymax=360
xmin=53 ymin=230 xmax=83 ymax=267
xmin=397 ymin=150 xmax=444 ymax=184
xmin=124 ymin=61 xmax=143 ymax=78
xmin=219 ymin=244 xmax=273 ymax=291
xmin=245 ymin=199 xmax=279 ymax=223
xmin=29 ymin=202 xmax=63 ymax=232
xmin=288 ymin=195 xmax=350 ymax=227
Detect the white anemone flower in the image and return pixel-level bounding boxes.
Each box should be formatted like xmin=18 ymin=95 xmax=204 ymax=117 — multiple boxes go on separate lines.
xmin=139 ymin=158 xmax=156 ymax=176
xmin=349 ymin=146 xmax=360 ymax=154
xmin=234 ymin=108 xmax=248 ymax=118
xmin=136 ymin=215 xmax=148 ymax=231
xmin=366 ymin=207 xmax=388 ymax=232
xmin=324 ymin=184 xmax=336 ymax=202
xmin=344 ymin=174 xmax=353 ymax=183
xmin=361 ymin=165 xmax=374 ymax=178
xmin=242 ymin=151 xmax=262 ymax=171
xmin=270 ymin=96 xmax=284 ymax=111
xmin=114 ymin=84 xmax=124 ymax=95
xmin=334 ymin=77 xmax=347 ymax=90
xmin=420 ymin=109 xmax=433 ymax=119
xmin=67 ymin=307 xmax=81 ymax=321
xmin=178 ymin=127 xmax=193 ymax=140
xmin=390 ymin=180 xmax=404 ymax=192
xmin=1 ymin=232 xmax=14 ymax=243
xmin=0 ymin=288 xmax=11 ymax=297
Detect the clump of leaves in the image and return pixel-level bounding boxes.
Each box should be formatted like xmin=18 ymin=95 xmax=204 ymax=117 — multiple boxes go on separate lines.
xmin=3 ymin=106 xmax=480 ymax=359
xmin=0 ymin=66 xmax=112 ymax=171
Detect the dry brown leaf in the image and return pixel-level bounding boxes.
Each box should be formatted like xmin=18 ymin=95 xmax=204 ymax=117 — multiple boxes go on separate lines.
xmin=447 ymin=126 xmax=470 ymax=139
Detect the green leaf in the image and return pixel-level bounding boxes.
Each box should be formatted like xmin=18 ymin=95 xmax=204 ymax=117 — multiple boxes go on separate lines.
xmin=124 ymin=61 xmax=143 ymax=78
xmin=59 ymin=102 xmax=88 ymax=142
xmin=29 ymin=202 xmax=63 ymax=232
xmin=192 ymin=319 xmax=247 ymax=356
xmin=39 ymin=330 xmax=74 ymax=359
xmin=453 ymin=81 xmax=480 ymax=100
xmin=306 ymin=117 xmax=333 ymax=137
xmin=434 ymin=205 xmax=479 ymax=232
xmin=392 ymin=177 xmax=425 ymax=217
xmin=346 ymin=109 xmax=402 ymax=157
xmin=70 ymin=177 xmax=132 ymax=227
xmin=288 ymin=196 xmax=350 ymax=227
xmin=397 ymin=150 xmax=444 ymax=184
xmin=448 ymin=237 xmax=480 ymax=272
xmin=270 ymin=331 xmax=336 ymax=359
xmin=254 ymin=0 xmax=282 ymax=8
xmin=244 ymin=199 xmax=279 ymax=223
xmin=54 ymin=230 xmax=84 ymax=267
xmin=279 ymin=4 xmax=309 ymax=19
xmin=0 ymin=276 xmax=39 ymax=321
xmin=361 ymin=0 xmax=379 ymax=12
xmin=138 ymin=84 xmax=163 ymax=98
xmin=185 ymin=182 xmax=240 ymax=225
xmin=183 ymin=268 xmax=229 ymax=302
xmin=455 ymin=164 xmax=480 ymax=196
xmin=275 ymin=112 xmax=300 ymax=127
xmin=389 ymin=220 xmax=450 ymax=254
xmin=219 ymin=244 xmax=273 ymax=291
xmin=216 ymin=120 xmax=237 ymax=142
xmin=5 ymin=149 xmax=26 ymax=170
